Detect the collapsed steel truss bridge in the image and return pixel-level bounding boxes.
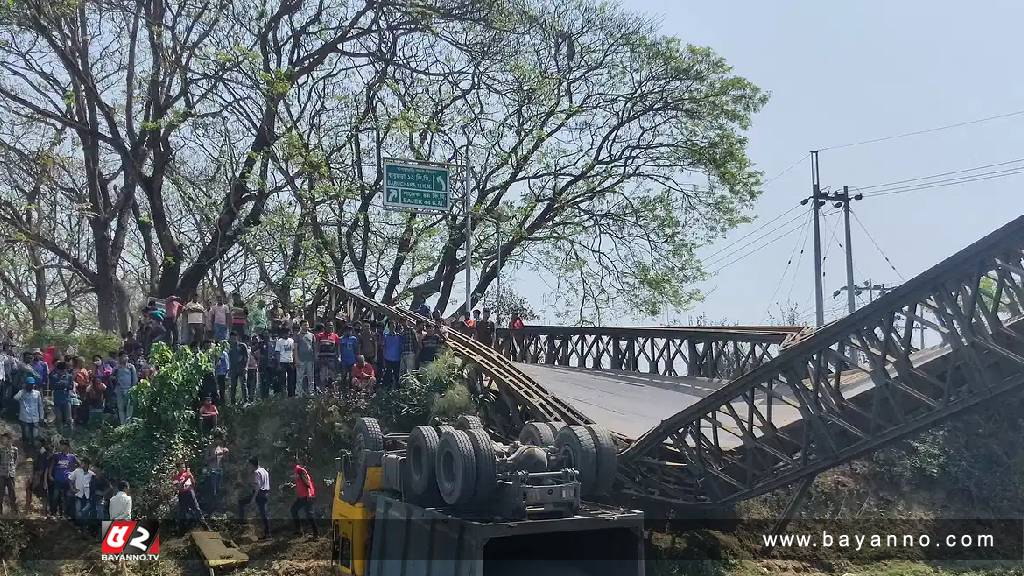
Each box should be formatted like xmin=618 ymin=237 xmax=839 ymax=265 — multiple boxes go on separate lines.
xmin=327 ymin=215 xmax=1024 ymax=512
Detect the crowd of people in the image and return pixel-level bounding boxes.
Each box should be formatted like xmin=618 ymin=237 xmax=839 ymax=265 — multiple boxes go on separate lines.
xmin=0 ymin=292 xmax=525 ymax=540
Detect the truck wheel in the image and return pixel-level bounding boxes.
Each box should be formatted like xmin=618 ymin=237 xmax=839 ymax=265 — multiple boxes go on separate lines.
xmin=518 ymin=421 xmax=559 ymax=447
xmin=465 ymin=429 xmax=497 ymax=502
xmin=342 ymin=418 xmax=385 ymax=503
xmin=406 ymin=426 xmax=441 ymax=503
xmin=436 ymin=429 xmax=477 ymax=505
xmin=554 ymin=425 xmax=598 ymax=497
xmin=354 ymin=417 xmax=384 ymax=452
xmin=456 ymin=414 xmax=483 ymax=431
xmin=585 ymin=425 xmax=617 ymax=496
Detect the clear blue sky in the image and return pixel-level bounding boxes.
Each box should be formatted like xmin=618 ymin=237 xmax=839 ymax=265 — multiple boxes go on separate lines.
xmin=513 ymin=0 xmax=1024 ymax=326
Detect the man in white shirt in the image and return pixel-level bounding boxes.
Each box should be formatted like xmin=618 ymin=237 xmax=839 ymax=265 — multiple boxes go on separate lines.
xmin=275 ymin=329 xmax=297 ymax=397
xmin=108 ymin=481 xmax=132 ymax=520
xmin=238 ymin=456 xmax=271 ymax=539
xmin=68 ymin=458 xmax=95 ymax=524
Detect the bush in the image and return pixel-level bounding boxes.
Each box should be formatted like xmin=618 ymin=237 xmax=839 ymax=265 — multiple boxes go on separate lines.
xmin=90 ymin=343 xmax=212 ymax=517
xmin=370 ymin=349 xmax=471 ymax=431
xmin=24 ymin=329 xmax=121 ymax=360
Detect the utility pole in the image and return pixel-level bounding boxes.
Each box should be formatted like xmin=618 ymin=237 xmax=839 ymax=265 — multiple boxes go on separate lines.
xmin=810 ymin=151 xmax=823 ymax=327
xmin=841 ymin=186 xmax=856 ymax=315
xmin=805 ymin=156 xmax=866 ymax=325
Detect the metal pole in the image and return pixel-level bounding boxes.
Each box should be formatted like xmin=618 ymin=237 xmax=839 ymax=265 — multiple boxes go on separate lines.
xmin=464 ymin=149 xmax=472 ymax=315
xmin=811 ymin=151 xmax=824 ymax=327
xmin=842 ymin=186 xmax=856 ymax=315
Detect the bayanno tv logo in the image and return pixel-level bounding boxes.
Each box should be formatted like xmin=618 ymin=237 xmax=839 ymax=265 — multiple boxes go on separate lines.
xmin=101 ymin=520 xmax=160 ymax=561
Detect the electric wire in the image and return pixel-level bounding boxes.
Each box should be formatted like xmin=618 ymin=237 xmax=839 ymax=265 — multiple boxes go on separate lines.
xmin=764 ymin=206 xmax=813 ymax=319
xmin=819 ymin=108 xmax=1024 ymax=152
xmin=702 ymin=203 xmax=803 ymax=263
xmin=851 ymin=208 xmax=905 ymax=280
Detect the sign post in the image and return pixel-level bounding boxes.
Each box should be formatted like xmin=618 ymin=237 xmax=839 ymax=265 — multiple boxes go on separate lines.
xmin=383 ymin=161 xmax=450 ymax=212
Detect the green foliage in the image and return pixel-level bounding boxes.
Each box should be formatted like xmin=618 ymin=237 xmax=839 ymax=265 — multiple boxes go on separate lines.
xmin=76 ymin=331 xmax=124 ymax=360
xmin=370 ymin=349 xmax=468 ymax=430
xmin=868 ymin=398 xmax=1024 ymax=515
xmin=91 ymin=343 xmax=210 ymax=516
xmin=25 ymin=329 xmax=121 ymax=360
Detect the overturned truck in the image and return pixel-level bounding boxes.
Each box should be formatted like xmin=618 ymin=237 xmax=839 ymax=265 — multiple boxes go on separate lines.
xmin=331 ymin=416 xmax=644 ymax=576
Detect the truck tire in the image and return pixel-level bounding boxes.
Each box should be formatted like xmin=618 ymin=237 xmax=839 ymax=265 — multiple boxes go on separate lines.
xmin=456 ymin=414 xmax=483 ymax=431
xmin=342 ymin=418 xmax=385 ymax=503
xmin=465 ymin=428 xmax=497 ymax=502
xmin=355 ymin=417 xmax=384 ymax=451
xmin=406 ymin=426 xmax=441 ymax=503
xmin=436 ymin=429 xmax=477 ymax=505
xmin=554 ymin=425 xmax=598 ymax=497
xmin=585 ymin=425 xmax=617 ymax=496
xmin=519 ymin=421 xmax=559 ymax=447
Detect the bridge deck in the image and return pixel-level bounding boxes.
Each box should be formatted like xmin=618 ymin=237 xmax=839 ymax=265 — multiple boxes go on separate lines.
xmin=518 ymin=345 xmax=950 ymax=445
xmin=515 ymin=364 xmax=727 ymax=439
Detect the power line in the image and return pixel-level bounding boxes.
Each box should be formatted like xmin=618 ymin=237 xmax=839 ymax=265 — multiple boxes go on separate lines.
xmin=702 ymin=203 xmax=803 ymax=263
xmin=861 ymin=166 xmax=1024 ymax=198
xmin=851 ymin=156 xmax=1024 ymax=192
xmin=851 ymin=209 xmax=905 ymax=281
xmin=764 ymin=206 xmax=813 ymax=318
xmin=703 ymin=208 xmax=807 ymax=267
xmin=707 ymin=214 xmax=813 ymax=275
xmin=850 ymin=156 xmax=1024 ymax=198
xmin=762 ymin=153 xmax=811 ymax=188
xmin=819 ymin=108 xmax=1024 ymax=152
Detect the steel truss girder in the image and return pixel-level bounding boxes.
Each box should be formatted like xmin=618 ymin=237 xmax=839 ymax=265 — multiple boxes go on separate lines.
xmin=619 ymin=216 xmax=1024 ymax=508
xmin=325 ymin=283 xmax=593 ymax=440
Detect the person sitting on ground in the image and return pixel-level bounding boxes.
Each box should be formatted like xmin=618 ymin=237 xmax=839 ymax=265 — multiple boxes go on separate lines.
xmin=199 ymin=397 xmax=219 ymax=432
xmin=350 ymin=354 xmax=376 ymax=395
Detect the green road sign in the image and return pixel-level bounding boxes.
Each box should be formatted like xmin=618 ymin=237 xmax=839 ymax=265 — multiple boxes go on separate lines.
xmin=383 ymin=161 xmax=450 ymax=212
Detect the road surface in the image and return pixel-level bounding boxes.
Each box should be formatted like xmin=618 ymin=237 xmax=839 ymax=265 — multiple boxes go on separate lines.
xmin=517 ymin=344 xmax=950 ymax=445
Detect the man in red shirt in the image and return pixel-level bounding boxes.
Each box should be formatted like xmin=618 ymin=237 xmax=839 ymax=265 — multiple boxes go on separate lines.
xmin=290 ymin=457 xmax=319 ymax=537
xmin=173 ymin=461 xmax=206 ymax=532
xmin=350 ymin=355 xmax=376 ymax=394
xmin=315 ymin=322 xmax=341 ymax=394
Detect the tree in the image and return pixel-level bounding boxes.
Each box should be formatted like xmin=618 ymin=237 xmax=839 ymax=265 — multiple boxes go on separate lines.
xmin=279 ymin=0 xmax=766 ymax=321
xmin=0 ymin=0 xmax=493 ymax=330
xmin=0 ymin=0 xmax=766 ymax=328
